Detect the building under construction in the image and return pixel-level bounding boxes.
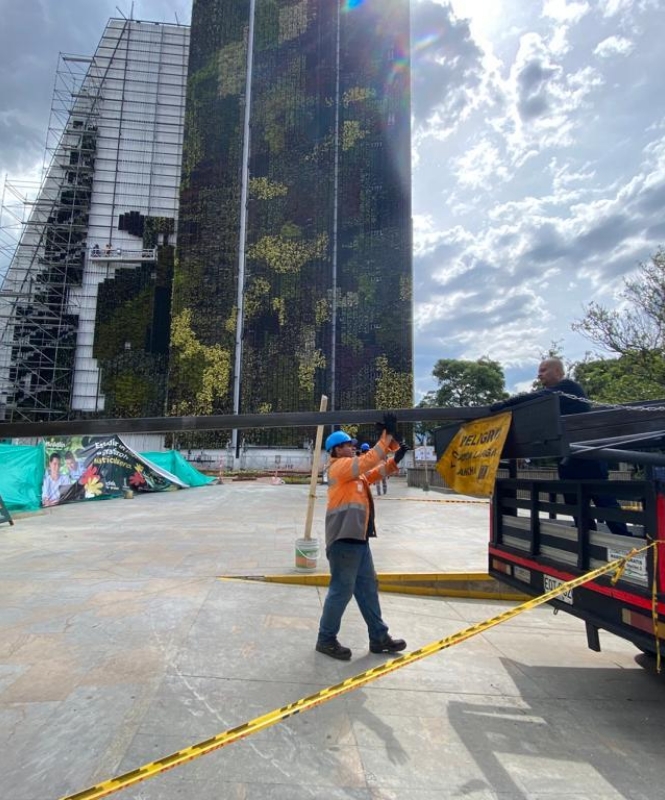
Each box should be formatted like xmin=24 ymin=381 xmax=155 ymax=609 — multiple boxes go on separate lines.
xmin=0 ymin=19 xmax=189 ymax=422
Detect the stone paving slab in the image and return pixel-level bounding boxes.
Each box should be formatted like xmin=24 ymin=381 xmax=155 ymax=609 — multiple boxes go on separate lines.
xmin=1 ymin=479 xmax=663 ymax=800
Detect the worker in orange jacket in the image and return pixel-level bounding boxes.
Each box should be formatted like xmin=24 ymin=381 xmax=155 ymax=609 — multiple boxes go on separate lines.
xmin=315 ymin=413 xmax=410 ymax=660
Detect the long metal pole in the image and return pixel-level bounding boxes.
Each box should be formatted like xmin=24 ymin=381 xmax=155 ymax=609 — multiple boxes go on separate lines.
xmin=329 ymin=1 xmax=341 ymax=414
xmin=231 ymin=0 xmax=256 ymax=464
xmin=570 ymin=446 xmax=665 ymax=466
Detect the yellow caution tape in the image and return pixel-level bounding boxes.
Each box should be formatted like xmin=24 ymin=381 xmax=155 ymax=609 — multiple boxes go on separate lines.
xmin=59 ymin=542 xmax=656 ymax=800
xmin=384 ymin=497 xmax=489 ymax=504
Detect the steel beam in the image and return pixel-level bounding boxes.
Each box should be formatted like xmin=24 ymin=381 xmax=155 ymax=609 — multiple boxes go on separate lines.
xmin=569 ymin=446 xmax=665 ymax=466
xmin=0 ymin=406 xmax=488 ymax=439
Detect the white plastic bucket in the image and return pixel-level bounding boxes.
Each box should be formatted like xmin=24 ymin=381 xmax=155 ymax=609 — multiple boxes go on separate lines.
xmin=295 ymin=537 xmax=320 ymax=572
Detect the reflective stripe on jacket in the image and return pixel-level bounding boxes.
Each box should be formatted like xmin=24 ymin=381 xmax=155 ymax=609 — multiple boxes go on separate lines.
xmin=325 ymin=432 xmax=400 ymax=548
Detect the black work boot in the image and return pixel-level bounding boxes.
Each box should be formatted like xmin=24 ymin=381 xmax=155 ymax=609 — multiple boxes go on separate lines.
xmin=315 ymin=639 xmax=352 ymax=660
xmin=369 ymin=635 xmax=407 ymax=654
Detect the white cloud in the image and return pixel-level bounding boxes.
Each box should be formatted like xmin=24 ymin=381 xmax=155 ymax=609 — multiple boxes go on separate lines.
xmin=542 ymin=0 xmax=591 ymax=24
xmin=597 ymin=0 xmax=635 ymax=17
xmin=410 ymin=0 xmax=508 ymax=167
xmin=594 ymin=34 xmax=634 ymax=57
xmin=500 ymin=34 xmax=604 ymax=158
xmin=550 ymin=158 xmax=598 ymax=199
xmin=597 ymin=0 xmax=661 ymax=25
xmin=412 ymin=216 xmax=471 ymax=257
xmin=410 ymin=1 xmax=487 ymax=133
xmin=542 ymin=0 xmax=591 ymax=56
xmin=414 ymin=289 xmax=476 ymax=330
xmin=452 ymin=138 xmax=510 ymax=189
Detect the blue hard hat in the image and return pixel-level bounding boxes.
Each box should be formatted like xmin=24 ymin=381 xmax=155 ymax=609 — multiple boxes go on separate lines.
xmin=325 ymin=430 xmax=354 ymax=452
xmin=360 ymin=443 xmax=370 ymax=452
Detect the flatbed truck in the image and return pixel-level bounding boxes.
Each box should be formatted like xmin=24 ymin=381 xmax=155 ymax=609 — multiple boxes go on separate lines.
xmin=435 ymin=395 xmax=665 ymax=659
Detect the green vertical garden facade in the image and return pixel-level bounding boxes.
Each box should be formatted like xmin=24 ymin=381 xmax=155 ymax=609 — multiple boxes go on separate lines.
xmin=172 ymin=0 xmax=413 ymax=440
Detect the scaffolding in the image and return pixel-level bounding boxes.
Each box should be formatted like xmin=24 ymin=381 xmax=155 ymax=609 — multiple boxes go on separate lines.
xmin=0 ymin=19 xmax=189 ymax=423
xmin=0 ymin=47 xmax=106 ymax=421
xmin=0 ymin=180 xmax=41 ymax=282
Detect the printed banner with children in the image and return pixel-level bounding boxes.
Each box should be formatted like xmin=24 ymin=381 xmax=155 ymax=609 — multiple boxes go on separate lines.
xmin=42 ymin=436 xmax=186 ymax=507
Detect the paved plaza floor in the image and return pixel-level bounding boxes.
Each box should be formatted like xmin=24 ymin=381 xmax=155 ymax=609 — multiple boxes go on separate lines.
xmin=1 ymin=478 xmax=663 ymax=799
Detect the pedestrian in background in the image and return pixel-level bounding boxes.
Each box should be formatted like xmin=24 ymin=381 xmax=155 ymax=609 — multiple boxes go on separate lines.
xmin=361 ymin=442 xmax=389 ymax=495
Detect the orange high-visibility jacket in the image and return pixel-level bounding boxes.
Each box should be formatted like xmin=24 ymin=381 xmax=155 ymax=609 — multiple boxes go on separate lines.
xmin=325 ymin=432 xmax=400 ymax=548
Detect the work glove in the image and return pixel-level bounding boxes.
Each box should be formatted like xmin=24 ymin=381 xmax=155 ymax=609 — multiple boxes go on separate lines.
xmin=393 ymin=443 xmax=410 ymax=465
xmin=382 ymin=412 xmax=398 ymax=437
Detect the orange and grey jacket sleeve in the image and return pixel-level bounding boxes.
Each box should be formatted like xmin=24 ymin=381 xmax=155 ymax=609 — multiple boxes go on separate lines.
xmin=386 ymin=457 xmax=400 ymax=476
xmin=365 ymin=457 xmax=399 ymax=484
xmin=378 ymin=430 xmax=400 ymax=456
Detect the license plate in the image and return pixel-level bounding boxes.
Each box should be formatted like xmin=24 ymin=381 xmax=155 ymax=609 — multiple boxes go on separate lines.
xmin=543 ymin=574 xmax=573 ymax=605
xmin=513 ymin=566 xmax=531 ymax=584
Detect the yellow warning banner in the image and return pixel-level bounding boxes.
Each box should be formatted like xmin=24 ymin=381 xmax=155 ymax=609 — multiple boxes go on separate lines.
xmin=436 ymin=412 xmax=512 ymax=496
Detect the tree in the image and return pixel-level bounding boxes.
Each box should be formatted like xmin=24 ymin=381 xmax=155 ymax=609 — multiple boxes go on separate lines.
xmin=413 ymin=391 xmax=438 ymax=444
xmin=573 ymin=355 xmax=664 ymax=405
xmin=572 ymin=248 xmax=665 ymax=392
xmin=431 ymin=357 xmax=508 ymax=407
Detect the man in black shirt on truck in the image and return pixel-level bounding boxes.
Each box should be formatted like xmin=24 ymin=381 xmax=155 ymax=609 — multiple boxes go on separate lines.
xmin=491 ymin=357 xmax=630 ymax=535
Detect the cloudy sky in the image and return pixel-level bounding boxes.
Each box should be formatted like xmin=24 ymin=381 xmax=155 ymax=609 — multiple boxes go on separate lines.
xmin=1 ymin=0 xmax=664 ymax=399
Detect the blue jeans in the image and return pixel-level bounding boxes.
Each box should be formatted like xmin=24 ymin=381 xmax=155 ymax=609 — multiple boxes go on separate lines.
xmin=317 ymin=540 xmax=389 ymax=644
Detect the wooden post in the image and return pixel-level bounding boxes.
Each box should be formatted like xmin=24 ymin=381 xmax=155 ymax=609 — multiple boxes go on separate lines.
xmin=303 ymin=395 xmax=328 ymax=541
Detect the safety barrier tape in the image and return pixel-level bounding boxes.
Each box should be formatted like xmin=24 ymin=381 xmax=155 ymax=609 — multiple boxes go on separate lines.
xmin=59 ymin=542 xmax=657 ymax=800
xmin=384 ymin=497 xmax=489 ymax=504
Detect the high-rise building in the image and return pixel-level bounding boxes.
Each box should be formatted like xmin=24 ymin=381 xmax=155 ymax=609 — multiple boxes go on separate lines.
xmin=0 ymin=2 xmax=412 ymax=439
xmin=172 ymin=0 xmax=413 ymax=442
xmin=0 ymin=19 xmax=189 ymax=422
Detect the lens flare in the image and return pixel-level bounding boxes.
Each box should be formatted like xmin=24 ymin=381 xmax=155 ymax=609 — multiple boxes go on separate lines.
xmin=342 ymin=0 xmax=365 ymax=11
xmin=413 ymin=32 xmax=443 ymax=54
xmin=386 ymin=34 xmax=409 ymax=88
